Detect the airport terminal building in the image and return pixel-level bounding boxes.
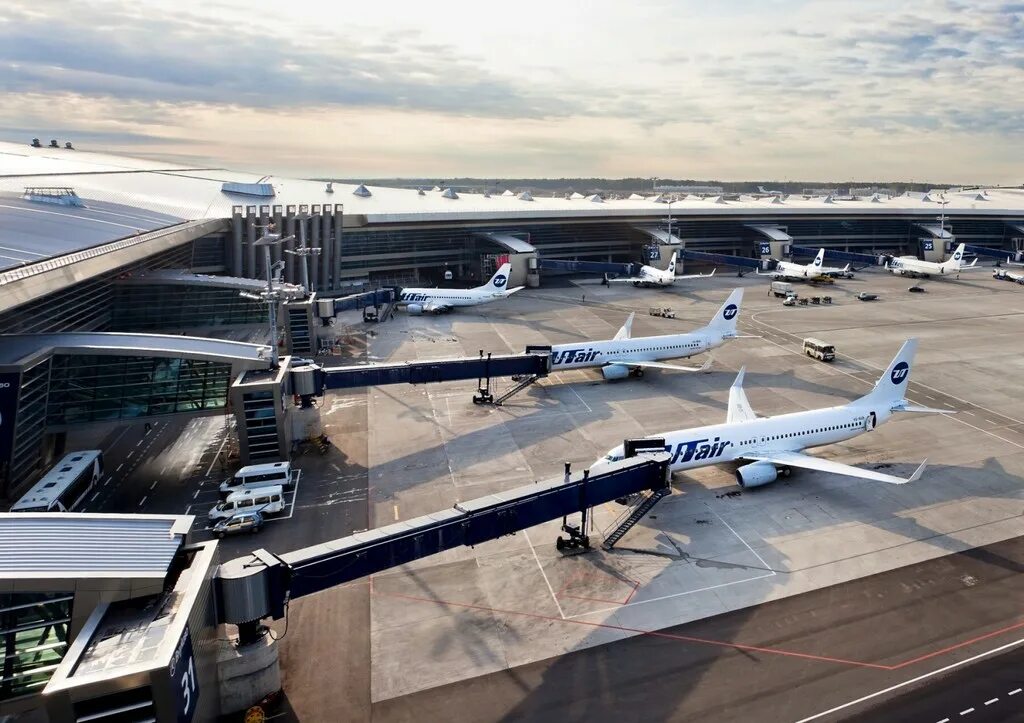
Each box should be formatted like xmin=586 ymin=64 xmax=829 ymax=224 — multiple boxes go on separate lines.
xmin=2 ymin=139 xmax=1024 ymax=498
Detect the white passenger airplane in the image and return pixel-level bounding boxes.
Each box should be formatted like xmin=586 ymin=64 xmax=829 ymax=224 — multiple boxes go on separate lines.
xmin=758 ymin=248 xmax=851 ymax=281
xmin=607 ymin=251 xmax=715 ymax=287
xmin=594 ymin=338 xmax=948 ymax=486
xmin=549 ymin=288 xmax=743 ymax=380
xmin=397 ymin=263 xmax=523 ymax=314
xmin=886 ymin=243 xmax=977 ymax=278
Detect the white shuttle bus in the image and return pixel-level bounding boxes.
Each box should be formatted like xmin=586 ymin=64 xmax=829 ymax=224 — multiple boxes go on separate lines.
xmin=11 ymin=450 xmax=104 ymax=512
xmin=208 ymin=485 xmax=285 ymax=522
xmin=219 ymin=461 xmax=294 ymax=497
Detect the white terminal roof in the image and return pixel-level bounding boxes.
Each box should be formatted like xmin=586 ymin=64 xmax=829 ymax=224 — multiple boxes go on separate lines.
xmin=0 ymin=513 xmax=193 ymax=578
xmin=1 ymin=140 xmax=1023 ymax=232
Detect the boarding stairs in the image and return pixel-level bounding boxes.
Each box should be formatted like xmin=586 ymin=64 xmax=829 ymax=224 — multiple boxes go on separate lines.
xmin=474 ymin=373 xmax=542 ymax=406
xmin=602 ymin=487 xmax=671 ymax=550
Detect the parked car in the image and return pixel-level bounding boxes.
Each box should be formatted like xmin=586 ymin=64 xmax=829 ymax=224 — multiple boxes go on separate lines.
xmin=857 ymin=292 xmax=878 ymax=301
xmin=212 ymin=511 xmax=264 ymax=538
xmin=908 ymin=285 xmax=926 ymax=293
xmin=648 ymin=307 xmax=676 ymax=318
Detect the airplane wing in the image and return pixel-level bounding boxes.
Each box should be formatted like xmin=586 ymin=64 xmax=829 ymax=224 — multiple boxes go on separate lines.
xmin=890 ymin=400 xmax=955 ymax=414
xmin=742 ymin=450 xmax=928 ymax=485
xmin=727 ymin=367 xmax=756 ymax=423
xmin=606 ymin=357 xmax=712 ymax=373
xmin=504 ymin=286 xmax=526 ymax=295
xmin=674 ymin=268 xmax=716 ymax=280
xmin=606 ymin=276 xmax=648 ymax=284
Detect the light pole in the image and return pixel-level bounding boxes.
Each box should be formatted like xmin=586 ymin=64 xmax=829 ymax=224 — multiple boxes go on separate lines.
xmin=241 ymin=226 xmax=295 ymax=369
xmin=283 ymin=245 xmax=321 ymax=295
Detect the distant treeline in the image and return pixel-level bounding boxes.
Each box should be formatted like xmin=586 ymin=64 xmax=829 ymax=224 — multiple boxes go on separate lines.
xmin=323 ymin=177 xmax=985 ymax=195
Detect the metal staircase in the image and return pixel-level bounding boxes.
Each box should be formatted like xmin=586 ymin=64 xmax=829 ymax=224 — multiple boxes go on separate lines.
xmin=602 ymin=487 xmax=671 ymax=550
xmin=474 ymin=373 xmax=542 ymax=405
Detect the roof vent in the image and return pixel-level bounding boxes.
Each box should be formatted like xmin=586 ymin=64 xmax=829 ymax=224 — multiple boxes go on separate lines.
xmin=441 ymin=187 xmax=459 ymax=199
xmin=432 ymin=185 xmax=442 ymax=192
xmin=49 ymin=139 xmax=59 ymax=148
xmin=30 ymin=138 xmax=41 ymax=148
xmin=586 ymin=194 xmax=603 ymax=203
xmin=222 ymin=181 xmax=276 ymax=197
xmin=870 ymin=193 xmax=883 ymax=203
xmin=483 ymin=190 xmax=491 ymax=198
xmin=23 ymin=186 xmax=84 ymax=207
xmin=823 ymin=194 xmax=835 ymax=204
xmin=650 ymin=194 xmax=666 ymax=203
xmin=709 ymin=195 xmax=727 ymax=204
xmin=502 ymin=189 xmax=515 ymax=197
xmin=518 ymin=191 xmax=534 ymax=201
xmin=628 ymin=193 xmax=644 ymax=200
xmin=769 ymin=195 xmax=784 ymax=204
xmin=418 ymin=188 xmax=426 ymax=196
xmin=568 ymin=192 xmax=584 ymax=200
xmin=64 ymin=141 xmax=74 ymax=150
xmin=920 ymin=194 xmax=934 ymax=203
xmin=352 ymin=184 xmax=372 ymax=198
xmin=325 ymin=181 xmax=334 ymax=194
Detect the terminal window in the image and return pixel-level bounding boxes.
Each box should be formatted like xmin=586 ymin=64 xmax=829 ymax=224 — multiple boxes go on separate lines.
xmin=0 ymin=592 xmax=72 ymax=701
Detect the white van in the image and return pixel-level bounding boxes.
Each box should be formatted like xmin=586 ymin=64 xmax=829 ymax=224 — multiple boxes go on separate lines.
xmin=219 ymin=461 xmax=293 ymax=497
xmin=208 ymin=485 xmax=285 ymax=522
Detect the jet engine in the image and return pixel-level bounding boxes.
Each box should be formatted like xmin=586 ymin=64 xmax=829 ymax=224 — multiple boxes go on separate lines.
xmin=735 ymin=461 xmax=778 ymax=488
xmin=600 ymin=364 xmax=630 ymax=380
xmin=406 ymin=304 xmax=424 ymax=315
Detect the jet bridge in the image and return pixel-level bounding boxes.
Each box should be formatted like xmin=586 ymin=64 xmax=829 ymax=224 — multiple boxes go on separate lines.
xmin=215 ymin=450 xmax=671 ymax=639
xmin=679 ymin=249 xmax=763 ymax=272
xmin=790 ymin=246 xmax=880 ymax=266
xmin=537 ymin=258 xmax=638 ymax=276
xmin=294 ymin=347 xmax=552 ymax=406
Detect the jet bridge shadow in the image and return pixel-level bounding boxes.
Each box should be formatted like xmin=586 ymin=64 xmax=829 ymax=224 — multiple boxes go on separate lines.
xmin=367 ymin=457 xmax=1024 ymax=723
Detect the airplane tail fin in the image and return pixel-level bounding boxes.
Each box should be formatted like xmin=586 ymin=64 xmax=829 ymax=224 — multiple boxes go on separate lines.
xmin=812 ymin=248 xmax=825 ymax=268
xmin=704 ymin=288 xmax=743 ymax=337
xmin=667 ymin=251 xmax=678 ymax=275
xmin=480 ymin=262 xmax=513 ymax=293
xmin=613 ymin=312 xmax=635 ymax=341
xmin=860 ymin=338 xmax=918 ymax=408
xmin=947 ymin=243 xmax=967 ymax=269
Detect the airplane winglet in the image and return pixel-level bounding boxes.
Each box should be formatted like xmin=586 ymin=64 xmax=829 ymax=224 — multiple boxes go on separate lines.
xmin=699 ymin=356 xmax=713 ymax=373
xmin=892 ymin=400 xmax=955 ymax=414
xmin=731 ymin=366 xmax=746 ymax=388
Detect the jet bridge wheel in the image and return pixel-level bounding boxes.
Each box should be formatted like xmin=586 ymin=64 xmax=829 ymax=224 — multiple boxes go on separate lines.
xmin=473 ymin=390 xmax=494 ymax=405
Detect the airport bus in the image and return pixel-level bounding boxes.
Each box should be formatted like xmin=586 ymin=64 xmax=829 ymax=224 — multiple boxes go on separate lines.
xmin=10 ymin=450 xmax=104 ymax=512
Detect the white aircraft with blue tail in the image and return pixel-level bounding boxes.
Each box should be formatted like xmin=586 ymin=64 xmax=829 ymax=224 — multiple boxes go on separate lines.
xmin=397 ymin=263 xmax=523 ymax=314
xmin=548 ymin=288 xmax=743 ymax=380
xmin=594 ymin=338 xmax=950 ymax=485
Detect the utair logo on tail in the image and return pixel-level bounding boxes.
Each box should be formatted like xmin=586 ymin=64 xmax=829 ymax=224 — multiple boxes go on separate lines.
xmin=722 ymin=304 xmax=738 ymax=321
xmin=665 ymin=436 xmax=732 ymax=465
xmin=953 ymin=251 xmax=963 ymax=261
xmin=492 ymin=274 xmax=507 ymax=288
xmin=890 ymin=361 xmax=909 ymax=384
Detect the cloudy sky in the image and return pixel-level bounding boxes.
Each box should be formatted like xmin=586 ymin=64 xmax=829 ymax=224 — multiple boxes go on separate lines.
xmin=0 ymin=0 xmax=1021 ymax=182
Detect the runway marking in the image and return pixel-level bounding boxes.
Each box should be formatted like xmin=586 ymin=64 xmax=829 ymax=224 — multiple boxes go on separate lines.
xmin=1009 ymin=688 xmax=1021 ymax=695
xmin=116 ymin=464 xmax=124 ymax=472
xmin=522 ymin=528 xmax=565 ymax=619
xmin=796 ymin=634 xmax=1024 ymax=721
xmin=393 ymin=504 xmax=399 ymax=521
xmin=127 ymin=451 xmax=133 ymax=459
xmin=984 ymin=698 xmax=998 ymax=705
xmin=193 ymin=489 xmax=200 ymax=499
xmin=149 ymin=480 xmax=158 ymax=491
xmin=138 ymin=496 xmax=148 ymax=507
xmin=184 ymin=505 xmax=192 ymax=515
xmin=90 ymin=491 xmax=101 ymax=502
xmin=936 ymin=719 xmax=949 ymax=723
xmin=960 ymin=709 xmax=974 ymax=716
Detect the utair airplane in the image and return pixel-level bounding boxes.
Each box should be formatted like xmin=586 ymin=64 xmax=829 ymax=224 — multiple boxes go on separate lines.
xmin=594 ymin=338 xmax=949 ymax=487
xmin=607 ymin=251 xmax=715 ymax=287
xmin=397 ymin=263 xmax=523 ymax=314
xmin=549 ymin=288 xmax=743 ymax=380
xmin=886 ymin=243 xmax=978 ymax=278
xmin=758 ymin=248 xmax=851 ymax=281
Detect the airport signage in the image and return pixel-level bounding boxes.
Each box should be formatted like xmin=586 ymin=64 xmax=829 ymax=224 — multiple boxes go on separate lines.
xmin=923 ymin=240 xmax=934 ymax=252
xmin=169 ymin=626 xmax=200 ymax=723
xmin=760 ymin=242 xmax=772 ymax=256
xmin=0 ymin=373 xmax=20 ymax=467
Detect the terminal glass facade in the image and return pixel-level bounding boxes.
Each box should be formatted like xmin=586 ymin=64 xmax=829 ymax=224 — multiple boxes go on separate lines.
xmin=46 ymin=355 xmax=231 ymax=426
xmin=111 ymin=285 xmax=265 ymax=331
xmin=0 ymin=592 xmax=72 ymax=701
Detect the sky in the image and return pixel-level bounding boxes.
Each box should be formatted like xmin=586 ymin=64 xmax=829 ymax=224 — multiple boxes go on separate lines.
xmin=0 ymin=0 xmax=1022 ymax=182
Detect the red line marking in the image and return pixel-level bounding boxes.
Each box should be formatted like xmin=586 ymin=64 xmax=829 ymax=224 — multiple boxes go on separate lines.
xmin=561 ymin=593 xmax=636 ymax=606
xmin=891 ymin=618 xmax=1024 ymax=669
xmin=371 ymin=587 xmax=889 ymax=670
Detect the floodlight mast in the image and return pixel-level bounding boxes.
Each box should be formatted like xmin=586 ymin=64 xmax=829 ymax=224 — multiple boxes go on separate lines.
xmin=247 ymin=225 xmax=296 ymax=368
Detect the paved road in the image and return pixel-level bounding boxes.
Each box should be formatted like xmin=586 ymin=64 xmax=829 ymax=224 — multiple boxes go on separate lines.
xmin=369 ymin=535 xmax=1024 ymax=723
